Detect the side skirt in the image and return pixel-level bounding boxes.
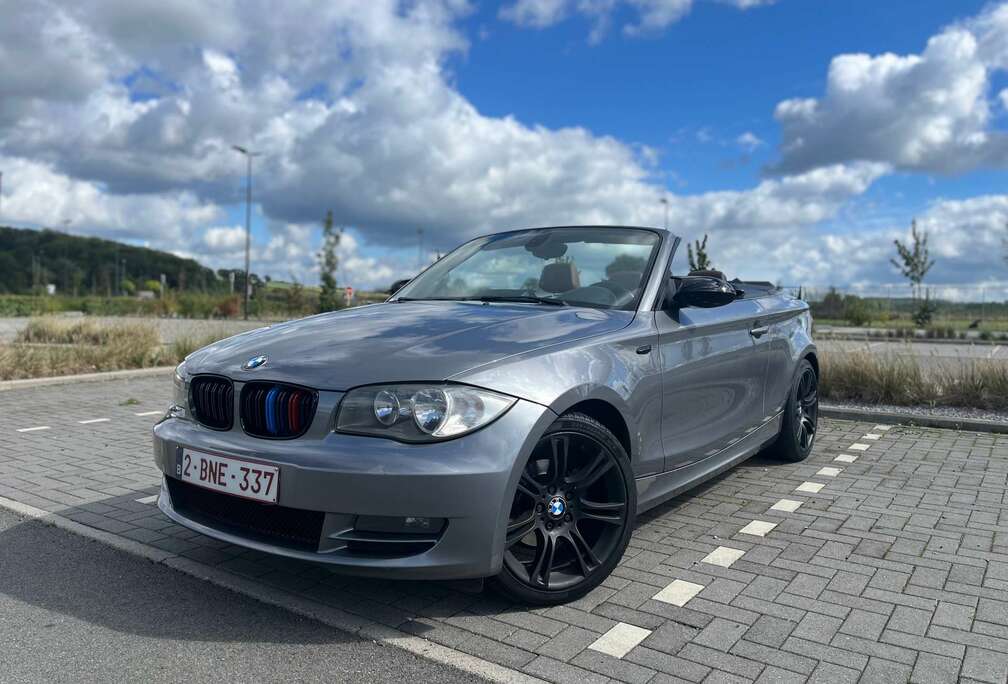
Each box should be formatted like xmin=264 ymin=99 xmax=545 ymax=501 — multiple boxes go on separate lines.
xmin=634 ymin=412 xmax=783 ymax=514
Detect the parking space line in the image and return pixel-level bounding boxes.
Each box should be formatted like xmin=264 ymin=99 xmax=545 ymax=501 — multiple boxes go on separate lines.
xmin=862 ymin=433 xmax=881 ymax=440
xmin=835 ymin=454 xmax=858 ymax=463
xmin=849 ymin=443 xmax=871 ymax=451
xmin=875 ymin=425 xmax=892 ymax=431
xmin=135 ymin=495 xmax=158 ymax=504
xmin=701 ymin=546 xmax=746 ymax=568
xmin=771 ymin=499 xmax=802 ymax=513
xmin=739 ymin=520 xmax=777 ymax=537
xmin=16 ymin=426 xmax=50 ymax=433
xmin=134 ymin=411 xmax=162 ymax=417
xmin=78 ymin=418 xmax=110 ymax=424
xmin=817 ymin=466 xmax=842 ymax=477
xmin=588 ymin=623 xmax=652 ymax=659
xmin=653 ymin=579 xmax=704 ymax=607
xmin=796 ymin=481 xmax=825 ymax=494
xmin=990 ymin=345 xmax=1001 ymax=359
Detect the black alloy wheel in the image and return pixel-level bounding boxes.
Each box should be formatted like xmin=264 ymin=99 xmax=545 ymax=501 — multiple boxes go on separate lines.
xmin=767 ymin=358 xmax=818 ymax=462
xmin=794 ymin=364 xmax=818 ymax=451
xmin=492 ymin=413 xmax=635 ymax=605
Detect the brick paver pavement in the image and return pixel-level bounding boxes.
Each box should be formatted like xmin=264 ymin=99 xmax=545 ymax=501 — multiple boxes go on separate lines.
xmin=2 ymin=374 xmax=1008 ymax=683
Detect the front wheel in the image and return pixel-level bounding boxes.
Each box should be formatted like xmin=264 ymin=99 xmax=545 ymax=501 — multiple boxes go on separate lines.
xmin=766 ymin=359 xmax=818 ymax=462
xmin=490 ymin=413 xmax=636 ymax=606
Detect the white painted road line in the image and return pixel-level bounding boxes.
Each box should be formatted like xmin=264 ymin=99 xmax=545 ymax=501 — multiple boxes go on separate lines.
xmin=588 ymin=623 xmax=652 ymax=659
xmin=991 ymin=346 xmax=1001 ymax=359
xmin=850 ymin=443 xmax=871 ymax=451
xmin=653 ymin=579 xmax=705 ymax=607
xmin=817 ymin=466 xmax=842 ymax=477
xmin=16 ymin=426 xmax=50 ymax=433
xmin=135 ymin=495 xmax=158 ymax=504
xmin=771 ymin=499 xmax=803 ymax=513
xmin=862 ymin=433 xmax=881 ymax=440
xmin=875 ymin=425 xmax=892 ymax=431
xmin=701 ymin=546 xmax=746 ymax=568
xmin=796 ymin=481 xmax=825 ymax=494
xmin=134 ymin=411 xmax=162 ymax=417
xmin=835 ymin=454 xmax=858 ymax=463
xmin=739 ymin=520 xmax=777 ymax=537
xmin=78 ymin=418 xmax=110 ymax=424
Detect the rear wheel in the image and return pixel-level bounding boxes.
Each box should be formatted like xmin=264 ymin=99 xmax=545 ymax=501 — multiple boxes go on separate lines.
xmin=766 ymin=359 xmax=818 ymax=462
xmin=491 ymin=413 xmax=635 ymax=605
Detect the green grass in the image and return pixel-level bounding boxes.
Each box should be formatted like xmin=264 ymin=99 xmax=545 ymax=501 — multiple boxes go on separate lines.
xmin=814 ymin=317 xmax=1008 ymax=332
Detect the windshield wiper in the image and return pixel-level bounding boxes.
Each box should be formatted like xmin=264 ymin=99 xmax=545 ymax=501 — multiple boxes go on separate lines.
xmin=394 ymin=295 xmax=566 ymax=306
xmin=468 ymin=295 xmax=566 ymax=306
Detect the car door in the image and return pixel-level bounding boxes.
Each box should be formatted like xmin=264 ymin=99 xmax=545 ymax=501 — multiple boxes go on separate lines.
xmin=656 ymin=278 xmax=771 ymax=471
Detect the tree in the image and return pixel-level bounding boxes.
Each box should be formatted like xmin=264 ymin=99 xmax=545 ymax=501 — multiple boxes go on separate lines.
xmin=890 ymin=220 xmax=935 ymax=301
xmin=687 ymin=234 xmax=712 ymax=272
xmin=284 ymin=277 xmax=306 ymax=316
xmin=317 ymin=209 xmax=341 ymax=312
xmin=120 ymin=278 xmax=136 ymax=296
xmin=891 ymin=219 xmax=936 ymax=328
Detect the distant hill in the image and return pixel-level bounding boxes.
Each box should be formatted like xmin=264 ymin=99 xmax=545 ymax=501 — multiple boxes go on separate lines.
xmin=0 ymin=225 xmax=227 ymax=295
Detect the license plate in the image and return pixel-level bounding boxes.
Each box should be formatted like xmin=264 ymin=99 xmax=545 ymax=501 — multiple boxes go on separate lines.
xmin=176 ymin=448 xmax=279 ymax=503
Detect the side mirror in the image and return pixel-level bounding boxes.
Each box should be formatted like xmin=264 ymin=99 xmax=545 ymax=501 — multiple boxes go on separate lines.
xmin=671 ymin=276 xmax=738 ymax=309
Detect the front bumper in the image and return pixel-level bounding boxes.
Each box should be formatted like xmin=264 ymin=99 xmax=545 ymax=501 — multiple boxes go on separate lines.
xmin=152 ymin=398 xmax=555 ymax=580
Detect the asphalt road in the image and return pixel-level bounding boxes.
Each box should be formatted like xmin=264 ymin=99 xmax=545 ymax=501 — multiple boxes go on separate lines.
xmin=0 ymin=508 xmax=481 ymax=684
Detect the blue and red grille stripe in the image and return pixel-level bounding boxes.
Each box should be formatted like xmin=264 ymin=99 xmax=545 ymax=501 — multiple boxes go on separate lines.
xmin=240 ymin=382 xmax=317 ymax=439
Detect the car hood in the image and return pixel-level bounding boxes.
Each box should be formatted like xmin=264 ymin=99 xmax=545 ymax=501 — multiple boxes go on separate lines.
xmin=184 ymin=301 xmax=634 ymax=390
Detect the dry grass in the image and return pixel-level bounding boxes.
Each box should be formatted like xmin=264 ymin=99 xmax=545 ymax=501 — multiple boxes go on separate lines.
xmin=820 ymin=351 xmax=1008 ymax=411
xmin=1 ymin=318 xmax=165 ymax=380
xmin=0 ymin=318 xmax=235 ymax=380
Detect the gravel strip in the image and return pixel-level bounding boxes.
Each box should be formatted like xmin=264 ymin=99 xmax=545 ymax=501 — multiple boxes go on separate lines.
xmin=822 ymin=400 xmax=1008 ymax=423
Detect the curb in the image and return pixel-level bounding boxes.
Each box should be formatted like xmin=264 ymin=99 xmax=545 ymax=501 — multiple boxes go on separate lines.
xmin=0 ymin=494 xmax=542 ymax=684
xmin=821 ymin=405 xmax=1008 ymax=434
xmin=0 ymin=366 xmax=174 ymax=392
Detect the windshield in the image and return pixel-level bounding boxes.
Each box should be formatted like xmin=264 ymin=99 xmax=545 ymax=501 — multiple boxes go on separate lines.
xmin=394 ymin=227 xmax=663 ymax=310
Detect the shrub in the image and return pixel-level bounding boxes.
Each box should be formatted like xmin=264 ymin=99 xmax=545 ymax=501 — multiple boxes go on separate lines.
xmin=842 ymin=296 xmax=871 ymax=327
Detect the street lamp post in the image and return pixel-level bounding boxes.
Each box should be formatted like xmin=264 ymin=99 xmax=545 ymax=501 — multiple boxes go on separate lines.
xmin=232 ymin=145 xmax=261 ymax=320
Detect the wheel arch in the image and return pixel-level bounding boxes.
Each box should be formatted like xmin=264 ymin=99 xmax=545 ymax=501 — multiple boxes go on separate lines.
xmin=561 ymin=398 xmax=633 ymax=461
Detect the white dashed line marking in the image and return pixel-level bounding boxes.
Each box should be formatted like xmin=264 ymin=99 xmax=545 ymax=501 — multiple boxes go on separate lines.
xmin=78 ymin=418 xmax=110 ymax=424
xmin=739 ymin=520 xmax=777 ymax=537
xmin=16 ymin=426 xmax=50 ymax=433
xmin=588 ymin=622 xmax=652 ymax=659
xmin=835 ymin=454 xmax=858 ymax=463
xmin=134 ymin=411 xmax=162 ymax=417
xmin=771 ymin=499 xmax=803 ymax=513
xmin=862 ymin=433 xmax=881 ymax=440
xmin=874 ymin=425 xmax=892 ymax=431
xmin=135 ymin=495 xmax=158 ymax=504
xmin=796 ymin=481 xmax=825 ymax=494
xmin=653 ymin=579 xmax=705 ymax=607
xmin=849 ymin=443 xmax=871 ymax=451
xmin=817 ymin=466 xmax=842 ymax=477
xmin=701 ymin=546 xmax=746 ymax=568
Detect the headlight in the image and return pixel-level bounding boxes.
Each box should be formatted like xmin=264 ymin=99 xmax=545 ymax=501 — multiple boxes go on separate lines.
xmin=335 ymin=384 xmax=516 ymax=442
xmin=172 ymin=361 xmax=189 ymax=414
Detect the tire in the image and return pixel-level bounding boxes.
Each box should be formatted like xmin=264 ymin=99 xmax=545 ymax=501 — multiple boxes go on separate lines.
xmin=765 ymin=358 xmax=818 ymax=462
xmin=490 ymin=412 xmax=636 ymax=606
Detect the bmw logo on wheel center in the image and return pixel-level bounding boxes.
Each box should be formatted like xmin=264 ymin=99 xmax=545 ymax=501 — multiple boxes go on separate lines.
xmin=242 ymin=355 xmax=268 ymax=370
xmin=547 ymin=496 xmax=566 ymax=518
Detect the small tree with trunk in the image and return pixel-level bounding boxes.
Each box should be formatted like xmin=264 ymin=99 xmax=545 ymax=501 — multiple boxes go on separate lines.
xmin=687 ymin=234 xmax=712 ymax=272
xmin=317 ymin=210 xmax=340 ymax=312
xmin=890 ymin=219 xmax=936 ymax=327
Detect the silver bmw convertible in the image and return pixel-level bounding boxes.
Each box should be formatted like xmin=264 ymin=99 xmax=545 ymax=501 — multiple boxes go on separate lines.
xmin=155 ymin=225 xmax=817 ymax=605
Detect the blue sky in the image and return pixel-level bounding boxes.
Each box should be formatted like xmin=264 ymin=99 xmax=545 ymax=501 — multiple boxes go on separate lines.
xmin=2 ymin=0 xmax=1007 ymax=292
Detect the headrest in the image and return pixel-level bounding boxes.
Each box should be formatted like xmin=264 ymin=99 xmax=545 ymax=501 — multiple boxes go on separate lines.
xmin=539 ymin=262 xmax=580 ymax=293
xmin=688 ymin=269 xmax=726 ymax=281
xmin=607 ymin=271 xmax=642 ymax=290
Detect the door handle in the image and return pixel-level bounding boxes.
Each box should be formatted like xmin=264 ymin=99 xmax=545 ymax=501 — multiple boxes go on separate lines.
xmin=749 ymin=325 xmax=770 ymax=339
